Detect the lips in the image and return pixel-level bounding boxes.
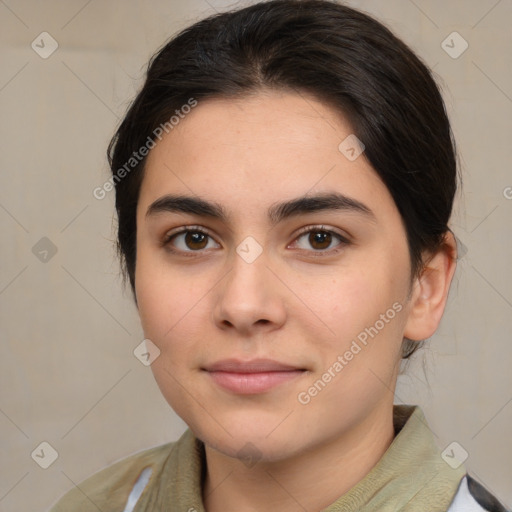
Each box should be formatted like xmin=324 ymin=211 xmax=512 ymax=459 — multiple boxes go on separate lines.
xmin=202 ymin=358 xmax=307 ymax=394
xmin=203 ymin=358 xmax=305 ymax=373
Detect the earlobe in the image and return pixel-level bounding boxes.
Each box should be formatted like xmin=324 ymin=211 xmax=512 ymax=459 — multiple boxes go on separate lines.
xmin=403 ymin=231 xmax=457 ymax=341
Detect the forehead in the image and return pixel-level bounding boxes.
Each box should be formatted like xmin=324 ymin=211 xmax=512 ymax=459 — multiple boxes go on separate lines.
xmin=138 ymin=90 xmax=396 ymax=224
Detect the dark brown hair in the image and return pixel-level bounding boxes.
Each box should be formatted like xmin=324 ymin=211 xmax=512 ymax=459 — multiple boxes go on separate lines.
xmin=107 ymin=0 xmax=459 ymax=359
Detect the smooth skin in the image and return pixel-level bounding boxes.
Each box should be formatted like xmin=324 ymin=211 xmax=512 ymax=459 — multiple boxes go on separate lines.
xmin=134 ymin=89 xmax=457 ymax=512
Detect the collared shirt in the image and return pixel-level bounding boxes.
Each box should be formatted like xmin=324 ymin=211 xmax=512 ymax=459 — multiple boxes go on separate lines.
xmin=49 ymin=404 xmax=509 ymax=511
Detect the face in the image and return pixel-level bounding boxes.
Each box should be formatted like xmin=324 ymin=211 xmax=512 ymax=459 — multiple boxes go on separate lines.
xmin=135 ymin=90 xmax=415 ymax=462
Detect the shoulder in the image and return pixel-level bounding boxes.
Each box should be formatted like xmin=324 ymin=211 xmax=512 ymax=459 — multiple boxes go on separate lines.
xmin=447 ymin=474 xmax=510 ymax=512
xmin=48 ymin=441 xmax=177 ymax=512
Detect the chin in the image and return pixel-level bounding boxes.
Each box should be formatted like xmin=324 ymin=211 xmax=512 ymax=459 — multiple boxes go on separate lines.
xmin=205 ymin=433 xmax=301 ymax=465
xmin=190 ymin=417 xmax=302 ymax=462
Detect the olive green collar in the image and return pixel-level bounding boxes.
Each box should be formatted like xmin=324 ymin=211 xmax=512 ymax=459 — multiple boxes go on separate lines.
xmin=134 ymin=404 xmax=465 ymax=511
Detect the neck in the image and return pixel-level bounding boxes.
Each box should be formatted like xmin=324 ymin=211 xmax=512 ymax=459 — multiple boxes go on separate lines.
xmin=202 ymin=403 xmax=395 ymax=512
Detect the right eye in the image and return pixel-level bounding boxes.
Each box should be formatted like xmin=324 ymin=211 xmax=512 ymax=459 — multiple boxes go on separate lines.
xmin=162 ymin=226 xmax=221 ymax=254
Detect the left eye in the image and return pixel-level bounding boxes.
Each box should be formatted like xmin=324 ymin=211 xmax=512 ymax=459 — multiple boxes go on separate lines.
xmin=291 ymin=227 xmax=349 ymax=253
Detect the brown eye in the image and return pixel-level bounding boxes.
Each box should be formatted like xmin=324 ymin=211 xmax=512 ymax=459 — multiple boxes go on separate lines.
xmin=292 ymin=226 xmax=349 ymax=255
xmin=308 ymin=230 xmax=332 ymax=250
xmin=184 ymin=231 xmax=208 ymax=250
xmin=163 ymin=228 xmax=220 ymax=253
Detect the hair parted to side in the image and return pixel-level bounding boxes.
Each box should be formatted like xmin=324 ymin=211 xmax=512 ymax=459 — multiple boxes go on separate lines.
xmin=107 ymin=0 xmax=459 ymax=360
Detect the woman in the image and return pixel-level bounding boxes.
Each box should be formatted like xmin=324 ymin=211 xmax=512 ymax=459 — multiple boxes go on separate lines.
xmin=50 ymin=0 xmax=509 ymax=510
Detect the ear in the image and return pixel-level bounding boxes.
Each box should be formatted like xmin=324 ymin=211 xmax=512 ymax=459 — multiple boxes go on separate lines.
xmin=403 ymin=231 xmax=457 ymax=341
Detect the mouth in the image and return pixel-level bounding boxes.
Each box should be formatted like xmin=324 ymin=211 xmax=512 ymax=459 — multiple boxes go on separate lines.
xmin=202 ymin=358 xmax=308 ymax=394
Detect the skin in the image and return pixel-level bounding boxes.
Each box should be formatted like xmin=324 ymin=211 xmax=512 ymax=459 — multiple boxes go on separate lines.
xmin=134 ymin=89 xmax=457 ymax=512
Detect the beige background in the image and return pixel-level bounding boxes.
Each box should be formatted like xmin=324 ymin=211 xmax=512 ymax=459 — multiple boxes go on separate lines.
xmin=1 ymin=1 xmax=511 ymax=510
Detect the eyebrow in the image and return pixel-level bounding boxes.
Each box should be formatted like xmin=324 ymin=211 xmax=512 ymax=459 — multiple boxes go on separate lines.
xmin=145 ymin=192 xmax=376 ymax=225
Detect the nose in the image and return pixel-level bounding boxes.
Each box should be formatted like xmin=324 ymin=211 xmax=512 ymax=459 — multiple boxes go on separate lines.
xmin=212 ymin=247 xmax=287 ymax=336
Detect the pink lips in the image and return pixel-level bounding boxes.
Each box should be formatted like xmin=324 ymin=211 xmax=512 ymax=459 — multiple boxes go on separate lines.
xmin=203 ymin=358 xmax=306 ymax=394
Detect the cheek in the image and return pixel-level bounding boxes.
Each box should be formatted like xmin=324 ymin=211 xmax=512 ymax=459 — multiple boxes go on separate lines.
xmin=135 ymin=247 xmax=187 ymax=342
xmin=322 ymin=264 xmax=404 ymax=330
xmin=136 ymin=273 xmax=193 ymax=344
xmin=309 ymin=274 xmax=407 ymax=408
xmin=135 ymin=262 xmax=202 ymax=400
xmin=315 ymin=254 xmax=410 ymax=379
xmin=134 ymin=249 xmax=215 ymax=360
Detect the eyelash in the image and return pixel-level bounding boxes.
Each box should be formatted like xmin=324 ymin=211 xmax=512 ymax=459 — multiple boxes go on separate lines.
xmin=161 ymin=224 xmax=350 ymax=258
